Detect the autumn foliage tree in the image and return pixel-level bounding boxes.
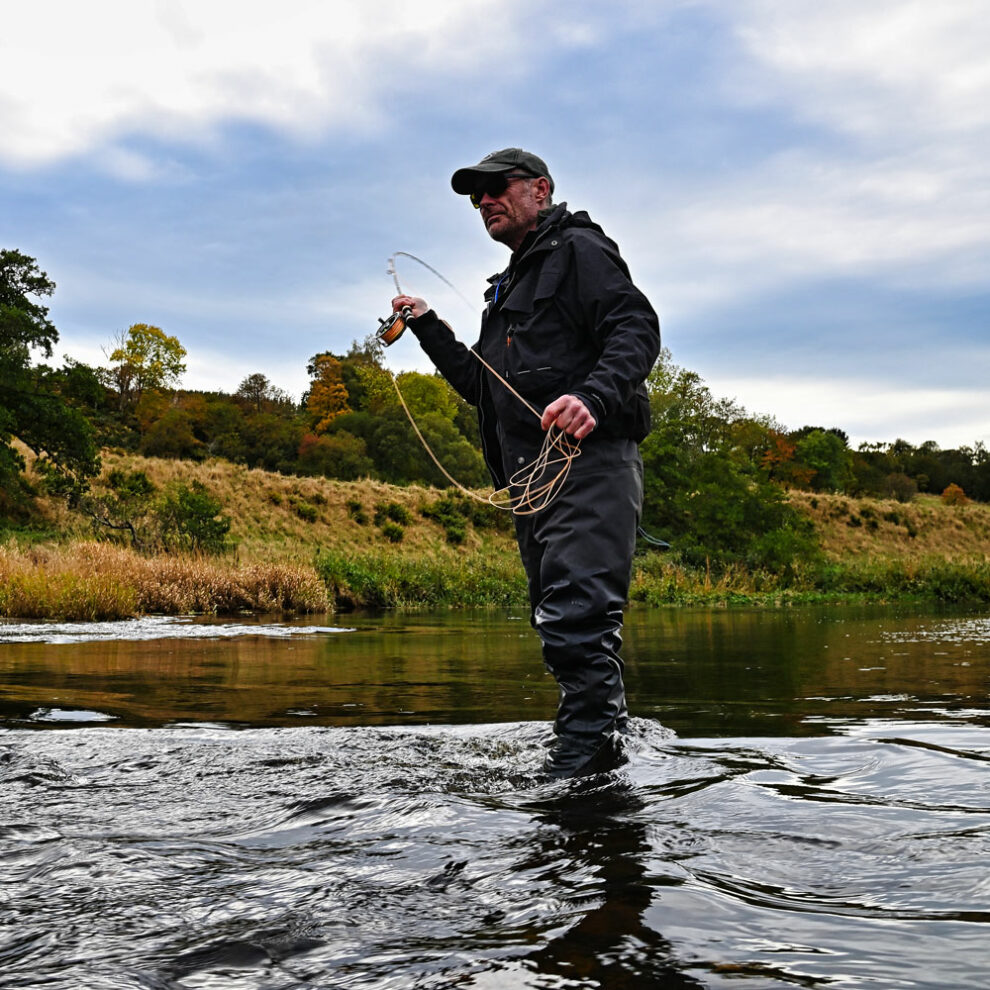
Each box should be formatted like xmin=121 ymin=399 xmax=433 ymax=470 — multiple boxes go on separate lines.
xmin=305 ymin=353 xmax=350 ymax=433
xmin=106 ymin=323 xmax=187 ymax=410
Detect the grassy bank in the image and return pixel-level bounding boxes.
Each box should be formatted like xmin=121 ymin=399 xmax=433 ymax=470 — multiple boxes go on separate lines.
xmin=0 ymin=541 xmax=329 ymax=620
xmin=3 ymin=453 xmax=990 ymax=619
xmin=628 ymin=553 xmax=990 ymax=606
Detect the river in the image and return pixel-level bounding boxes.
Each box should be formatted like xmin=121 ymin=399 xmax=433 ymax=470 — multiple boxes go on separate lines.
xmin=1 ymin=605 xmax=988 ymax=988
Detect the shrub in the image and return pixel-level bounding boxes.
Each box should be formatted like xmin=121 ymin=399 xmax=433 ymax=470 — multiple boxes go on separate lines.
xmin=346 ymin=499 xmax=369 ymax=525
xmin=157 ymin=482 xmax=232 ymax=554
xmin=380 ymin=521 xmax=404 ymax=543
xmin=942 ymin=483 xmax=969 ymax=506
xmin=419 ymin=493 xmax=489 ymax=544
xmin=291 ymin=498 xmax=319 ymax=523
xmin=884 ymin=472 xmax=918 ymax=503
xmin=374 ymin=501 xmax=412 ymax=526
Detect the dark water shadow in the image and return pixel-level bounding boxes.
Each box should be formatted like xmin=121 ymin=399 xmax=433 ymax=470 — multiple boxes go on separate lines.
xmin=517 ymin=776 xmax=707 ymax=989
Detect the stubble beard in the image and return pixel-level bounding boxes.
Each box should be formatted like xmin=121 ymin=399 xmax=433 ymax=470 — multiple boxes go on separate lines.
xmin=483 ymin=211 xmax=529 ymax=251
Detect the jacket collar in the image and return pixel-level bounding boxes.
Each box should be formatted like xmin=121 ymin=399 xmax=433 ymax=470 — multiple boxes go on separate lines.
xmin=486 ymin=203 xmax=570 ymax=287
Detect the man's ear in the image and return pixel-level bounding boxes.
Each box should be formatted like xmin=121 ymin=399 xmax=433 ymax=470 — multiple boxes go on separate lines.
xmin=533 ymin=176 xmax=551 ymax=205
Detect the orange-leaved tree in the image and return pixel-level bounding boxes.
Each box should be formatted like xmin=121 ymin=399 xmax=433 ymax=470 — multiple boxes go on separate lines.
xmin=305 ymin=353 xmax=350 ymax=433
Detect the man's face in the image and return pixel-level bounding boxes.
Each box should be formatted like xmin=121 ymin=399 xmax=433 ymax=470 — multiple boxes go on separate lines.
xmin=477 ymin=174 xmax=546 ymax=251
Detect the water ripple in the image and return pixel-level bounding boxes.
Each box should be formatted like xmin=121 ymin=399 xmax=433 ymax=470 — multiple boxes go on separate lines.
xmin=0 ymin=615 xmax=354 ymax=644
xmin=1 ymin=719 xmax=988 ymax=989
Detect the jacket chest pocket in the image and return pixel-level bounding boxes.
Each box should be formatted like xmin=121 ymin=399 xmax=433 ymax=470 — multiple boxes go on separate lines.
xmin=502 ymin=300 xmax=581 ymax=404
xmin=500 ymin=257 xmax=571 ymax=383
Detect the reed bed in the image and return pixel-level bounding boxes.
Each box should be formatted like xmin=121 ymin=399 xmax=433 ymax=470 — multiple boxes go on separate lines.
xmin=0 ymin=541 xmax=330 ymax=620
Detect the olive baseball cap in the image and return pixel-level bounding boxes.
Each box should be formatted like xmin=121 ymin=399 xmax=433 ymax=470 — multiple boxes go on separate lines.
xmin=450 ymin=148 xmax=555 ymax=195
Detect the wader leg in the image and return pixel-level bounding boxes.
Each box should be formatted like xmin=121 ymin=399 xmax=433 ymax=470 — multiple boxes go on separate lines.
xmin=514 ymin=449 xmax=642 ymax=778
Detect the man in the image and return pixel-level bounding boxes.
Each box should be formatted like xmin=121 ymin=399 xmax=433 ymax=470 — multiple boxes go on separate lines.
xmin=392 ymin=148 xmax=660 ymax=778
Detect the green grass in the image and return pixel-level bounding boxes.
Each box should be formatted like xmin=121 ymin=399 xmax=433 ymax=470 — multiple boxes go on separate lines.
xmin=315 ymin=547 xmax=528 ymax=608
xmin=315 ymin=546 xmax=990 ymax=611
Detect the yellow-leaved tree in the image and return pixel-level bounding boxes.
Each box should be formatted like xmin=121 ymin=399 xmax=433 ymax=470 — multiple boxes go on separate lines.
xmin=106 ymin=323 xmax=187 ymax=411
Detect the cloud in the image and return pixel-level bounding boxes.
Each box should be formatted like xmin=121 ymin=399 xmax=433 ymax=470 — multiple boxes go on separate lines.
xmin=0 ymin=0 xmax=516 ymax=168
xmin=713 ymin=372 xmax=990 ymax=448
xmin=730 ymin=0 xmax=990 ymax=139
xmin=585 ymin=2 xmax=990 ymax=320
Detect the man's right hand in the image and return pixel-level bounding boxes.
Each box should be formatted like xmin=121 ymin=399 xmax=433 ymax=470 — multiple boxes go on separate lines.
xmin=391 ymin=295 xmax=428 ymax=318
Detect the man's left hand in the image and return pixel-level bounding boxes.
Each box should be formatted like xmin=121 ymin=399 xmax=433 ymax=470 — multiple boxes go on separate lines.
xmin=541 ymin=394 xmax=596 ymax=439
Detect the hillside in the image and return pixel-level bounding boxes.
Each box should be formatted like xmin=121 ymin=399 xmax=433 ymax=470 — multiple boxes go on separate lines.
xmin=787 ymin=490 xmax=990 ymax=561
xmin=6 ymin=452 xmax=989 ymax=620
xmin=35 ymin=451 xmax=518 ymax=562
xmin=32 ymin=452 xmax=990 ymax=563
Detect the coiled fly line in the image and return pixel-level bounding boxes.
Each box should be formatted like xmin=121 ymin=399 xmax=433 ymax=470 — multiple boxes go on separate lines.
xmin=377 ymin=252 xmax=581 ymax=515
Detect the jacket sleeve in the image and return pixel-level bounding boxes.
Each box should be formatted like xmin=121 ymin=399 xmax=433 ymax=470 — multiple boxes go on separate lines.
xmin=565 ymin=234 xmax=660 ymax=425
xmin=406 ymin=309 xmax=483 ymax=406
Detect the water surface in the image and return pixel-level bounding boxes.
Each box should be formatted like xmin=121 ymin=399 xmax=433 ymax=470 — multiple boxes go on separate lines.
xmin=1 ymin=605 xmax=988 ymax=988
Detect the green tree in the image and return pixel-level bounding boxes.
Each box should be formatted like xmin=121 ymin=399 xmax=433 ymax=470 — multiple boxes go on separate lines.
xmin=236 ymin=373 xmax=293 ymax=413
xmin=393 ymin=371 xmax=459 ymax=421
xmin=0 ymin=249 xmax=99 ymax=515
xmin=297 ymin=430 xmax=374 ymax=480
xmin=77 ymin=469 xmax=158 ymax=550
xmin=640 ymin=349 xmax=819 ymax=574
xmin=793 ymin=428 xmax=854 ymax=492
xmin=106 ymin=323 xmax=187 ymax=410
xmin=139 ymin=408 xmax=206 ymax=460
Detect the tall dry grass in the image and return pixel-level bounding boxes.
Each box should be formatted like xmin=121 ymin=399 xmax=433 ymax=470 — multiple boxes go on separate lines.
xmin=0 ymin=541 xmax=329 ymax=620
xmin=787 ymin=491 xmax=990 ymax=560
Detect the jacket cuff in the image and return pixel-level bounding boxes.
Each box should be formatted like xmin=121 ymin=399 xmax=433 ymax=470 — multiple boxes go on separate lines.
xmin=570 ymin=389 xmax=604 ymax=427
xmin=405 ymin=308 xmax=441 ymax=338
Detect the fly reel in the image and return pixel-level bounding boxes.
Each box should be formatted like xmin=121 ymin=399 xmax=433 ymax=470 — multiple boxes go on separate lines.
xmin=375 ymin=306 xmax=411 ymax=347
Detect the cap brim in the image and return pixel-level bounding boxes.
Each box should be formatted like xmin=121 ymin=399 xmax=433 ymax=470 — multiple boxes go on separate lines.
xmin=450 ymin=162 xmax=515 ymax=195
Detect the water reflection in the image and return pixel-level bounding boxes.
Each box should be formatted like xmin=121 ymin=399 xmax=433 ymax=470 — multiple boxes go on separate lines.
xmin=519 ymin=779 xmax=706 ymax=988
xmin=2 ymin=604 xmax=988 ymax=734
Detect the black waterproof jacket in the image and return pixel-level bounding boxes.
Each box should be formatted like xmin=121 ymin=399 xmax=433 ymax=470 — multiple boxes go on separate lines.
xmin=408 ymin=203 xmax=661 ymax=489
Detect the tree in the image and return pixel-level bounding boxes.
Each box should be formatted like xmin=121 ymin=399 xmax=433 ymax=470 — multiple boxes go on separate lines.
xmin=306 ymin=353 xmax=350 ymax=432
xmin=157 ymin=481 xmax=232 ymax=554
xmin=793 ymin=428 xmax=854 ymax=492
xmin=297 ymin=431 xmax=374 ymax=480
xmin=236 ymin=373 xmax=292 ymax=413
xmin=0 ymin=249 xmax=99 ymax=514
xmin=393 ymin=371 xmax=459 ymax=421
xmin=106 ymin=323 xmax=186 ymax=410
xmin=640 ymin=349 xmax=820 ymax=574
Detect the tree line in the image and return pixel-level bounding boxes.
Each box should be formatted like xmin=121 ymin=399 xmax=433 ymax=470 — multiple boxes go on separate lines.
xmin=3 ymin=249 xmax=988 ymax=570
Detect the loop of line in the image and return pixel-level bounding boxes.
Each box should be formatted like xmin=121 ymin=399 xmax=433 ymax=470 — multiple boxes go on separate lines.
xmin=386 ymin=252 xmax=581 ymax=515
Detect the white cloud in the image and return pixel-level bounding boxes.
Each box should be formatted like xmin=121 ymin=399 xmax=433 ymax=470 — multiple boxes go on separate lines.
xmin=605 ymin=2 xmax=990 ymax=317
xmin=731 ymin=0 xmax=990 ymax=138
xmin=0 ymin=0 xmax=513 ymax=168
xmin=710 ymin=373 xmax=990 ymax=448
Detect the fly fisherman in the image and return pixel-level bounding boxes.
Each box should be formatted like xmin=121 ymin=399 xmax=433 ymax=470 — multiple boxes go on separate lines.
xmin=392 ymin=148 xmax=660 ymax=778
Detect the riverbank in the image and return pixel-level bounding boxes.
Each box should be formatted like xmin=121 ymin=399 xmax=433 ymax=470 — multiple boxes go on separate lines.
xmin=3 ymin=452 xmax=989 ymax=619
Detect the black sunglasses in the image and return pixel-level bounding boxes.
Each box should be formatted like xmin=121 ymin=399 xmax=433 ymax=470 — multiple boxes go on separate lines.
xmin=469 ymin=172 xmax=536 ymax=208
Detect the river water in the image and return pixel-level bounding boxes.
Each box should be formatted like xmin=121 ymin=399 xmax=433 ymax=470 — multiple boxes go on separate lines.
xmin=1 ymin=605 xmax=988 ymax=988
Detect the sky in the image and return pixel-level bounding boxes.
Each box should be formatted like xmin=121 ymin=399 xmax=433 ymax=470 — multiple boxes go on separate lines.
xmin=2 ymin=0 xmax=988 ymax=450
